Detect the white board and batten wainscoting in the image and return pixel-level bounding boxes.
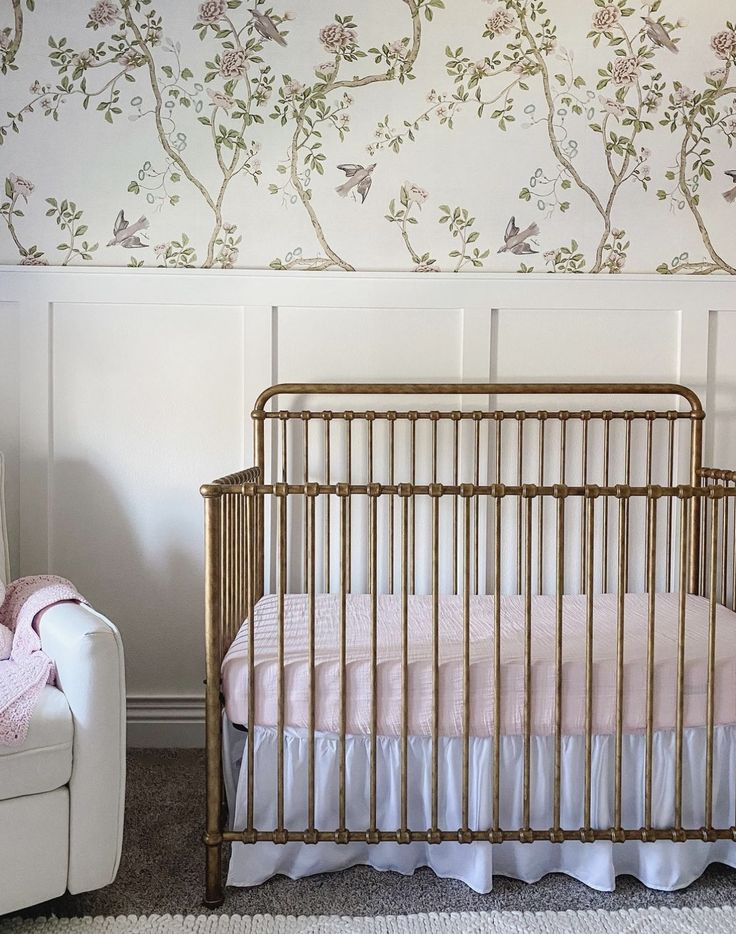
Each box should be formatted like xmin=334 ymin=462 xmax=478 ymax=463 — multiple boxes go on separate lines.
xmin=0 ymin=267 xmax=735 ymax=746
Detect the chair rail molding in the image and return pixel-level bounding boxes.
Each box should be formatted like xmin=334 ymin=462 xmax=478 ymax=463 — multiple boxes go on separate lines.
xmin=1 ymin=266 xmax=735 ymax=746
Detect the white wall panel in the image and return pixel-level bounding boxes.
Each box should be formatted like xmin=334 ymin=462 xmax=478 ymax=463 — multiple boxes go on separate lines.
xmin=710 ymin=310 xmax=736 ymax=468
xmin=3 ymin=268 xmax=735 ymax=745
xmin=276 ymin=306 xmax=464 ymax=384
xmin=494 ymin=308 xmax=680 ymax=382
xmin=0 ymin=302 xmax=19 ymax=577
xmin=51 ymin=302 xmax=245 ymax=701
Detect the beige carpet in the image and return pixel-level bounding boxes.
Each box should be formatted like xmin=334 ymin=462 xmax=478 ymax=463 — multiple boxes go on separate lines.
xmin=3 ymin=907 xmax=736 ymax=932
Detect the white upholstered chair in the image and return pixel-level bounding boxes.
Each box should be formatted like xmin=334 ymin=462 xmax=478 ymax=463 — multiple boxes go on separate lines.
xmin=0 ymin=452 xmax=126 ymax=915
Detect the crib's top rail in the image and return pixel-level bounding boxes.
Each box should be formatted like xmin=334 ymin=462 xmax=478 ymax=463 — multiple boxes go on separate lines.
xmin=253 ymin=382 xmax=704 ymax=417
xmin=259 ymin=410 xmax=693 ymax=422
xmin=250 ymin=382 xmax=704 ymax=492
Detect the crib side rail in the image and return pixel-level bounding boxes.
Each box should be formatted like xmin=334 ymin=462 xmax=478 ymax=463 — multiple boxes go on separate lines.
xmin=214 ymin=481 xmax=736 ymax=853
xmin=201 ymin=465 xmax=261 ymax=907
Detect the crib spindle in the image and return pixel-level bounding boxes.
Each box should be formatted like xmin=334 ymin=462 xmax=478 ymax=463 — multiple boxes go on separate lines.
xmin=583 ymin=490 xmax=595 ymax=836
xmin=553 ymin=489 xmax=565 ymax=837
xmin=324 ymin=415 xmax=331 ymax=593
xmin=306 ymin=486 xmax=316 ymax=836
xmin=462 ymin=488 xmax=472 ymax=837
xmin=388 ymin=414 xmax=395 ymax=595
xmin=339 ymin=487 xmax=349 ymax=836
xmin=580 ymin=416 xmax=590 ymax=594
xmin=474 ymin=415 xmax=481 ymax=596
xmin=516 ymin=416 xmax=524 ymax=596
xmin=452 ymin=415 xmax=459 ymax=596
xmin=368 ymin=487 xmax=378 ymax=839
xmin=537 ymin=415 xmax=546 ymax=595
xmin=276 ymin=488 xmax=287 ymax=838
xmin=399 ymin=486 xmax=410 ymax=840
xmin=602 ymin=415 xmax=611 ymax=593
xmin=613 ymin=491 xmax=628 ymax=835
xmin=522 ymin=489 xmax=533 ymax=836
xmin=644 ymin=489 xmax=659 ymax=834
xmin=245 ymin=491 xmax=256 ymax=836
xmin=492 ymin=488 xmax=502 ymax=836
xmin=666 ymin=415 xmax=676 ymax=592
xmin=431 ymin=486 xmax=441 ymax=837
xmin=705 ymin=489 xmax=720 ymax=834
xmin=674 ymin=492 xmax=690 ymax=835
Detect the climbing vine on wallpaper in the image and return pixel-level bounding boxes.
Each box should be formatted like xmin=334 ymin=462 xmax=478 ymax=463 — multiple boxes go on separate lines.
xmin=0 ymin=0 xmax=735 ymax=273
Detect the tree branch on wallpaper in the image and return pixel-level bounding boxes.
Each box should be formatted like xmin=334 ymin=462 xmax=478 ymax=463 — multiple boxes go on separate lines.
xmin=1 ymin=175 xmax=99 ymax=265
xmin=372 ymin=0 xmax=680 ymax=273
xmin=268 ymin=0 xmax=444 ymax=271
xmin=1 ymin=0 xmax=273 ymax=268
xmin=385 ymin=183 xmax=491 ymax=271
xmin=656 ymin=43 xmax=736 ymax=274
xmin=0 ymin=0 xmax=735 ymax=273
xmin=0 ymin=0 xmax=31 ymax=76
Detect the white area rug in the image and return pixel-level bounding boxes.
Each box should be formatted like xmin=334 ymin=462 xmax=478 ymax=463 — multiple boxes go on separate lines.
xmin=2 ymin=909 xmax=736 ymax=933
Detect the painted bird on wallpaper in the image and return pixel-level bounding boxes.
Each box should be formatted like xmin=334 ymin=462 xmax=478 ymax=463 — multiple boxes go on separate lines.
xmin=107 ymin=210 xmax=149 ymax=248
xmin=724 ymin=170 xmax=736 ymax=204
xmin=335 ymin=164 xmax=376 ymax=202
xmin=498 ymin=217 xmax=539 ymax=254
xmin=249 ymin=9 xmax=287 ymax=46
xmin=641 ymin=16 xmax=678 ymax=53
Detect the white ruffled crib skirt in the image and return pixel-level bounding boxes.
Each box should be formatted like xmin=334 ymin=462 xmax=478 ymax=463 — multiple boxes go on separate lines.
xmin=223 ymin=721 xmax=736 ymax=892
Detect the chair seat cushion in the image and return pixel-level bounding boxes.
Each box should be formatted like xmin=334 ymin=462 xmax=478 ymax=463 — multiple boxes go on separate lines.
xmin=0 ymin=685 xmax=73 ymax=800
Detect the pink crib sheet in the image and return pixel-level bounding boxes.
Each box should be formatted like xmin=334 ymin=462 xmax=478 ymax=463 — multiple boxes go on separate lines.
xmin=221 ymin=592 xmax=736 ymax=737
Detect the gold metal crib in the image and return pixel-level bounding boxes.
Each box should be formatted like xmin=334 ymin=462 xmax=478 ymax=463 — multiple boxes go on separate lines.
xmin=201 ymin=382 xmax=736 ymax=907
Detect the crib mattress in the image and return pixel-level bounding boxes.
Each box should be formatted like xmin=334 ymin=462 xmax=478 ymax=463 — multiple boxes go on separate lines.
xmin=221 ymin=592 xmax=736 ymax=736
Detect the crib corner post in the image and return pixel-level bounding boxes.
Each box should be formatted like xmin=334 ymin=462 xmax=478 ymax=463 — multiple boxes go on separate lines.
xmin=203 ymin=487 xmax=225 ymax=908
xmin=204 ymin=836 xmax=224 ymax=909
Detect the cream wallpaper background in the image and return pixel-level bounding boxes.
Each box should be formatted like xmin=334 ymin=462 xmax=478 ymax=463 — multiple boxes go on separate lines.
xmin=1 ymin=0 xmax=736 ymax=274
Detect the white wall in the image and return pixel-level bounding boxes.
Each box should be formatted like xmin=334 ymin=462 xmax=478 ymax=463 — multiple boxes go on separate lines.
xmin=0 ymin=302 xmax=19 ymax=577
xmin=1 ymin=268 xmax=735 ymax=745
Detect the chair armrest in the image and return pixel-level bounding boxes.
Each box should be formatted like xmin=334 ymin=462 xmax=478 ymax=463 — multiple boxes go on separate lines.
xmin=37 ymin=602 xmax=126 ymax=895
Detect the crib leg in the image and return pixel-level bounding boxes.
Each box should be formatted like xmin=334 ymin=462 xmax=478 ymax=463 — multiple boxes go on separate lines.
xmin=204 ymin=842 xmax=224 ymax=908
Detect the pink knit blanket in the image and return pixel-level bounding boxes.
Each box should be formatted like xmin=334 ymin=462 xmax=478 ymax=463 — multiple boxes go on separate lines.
xmin=0 ymin=576 xmax=86 ymax=746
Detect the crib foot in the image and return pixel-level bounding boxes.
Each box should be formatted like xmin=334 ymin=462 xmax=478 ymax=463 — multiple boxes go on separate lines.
xmin=203 ymin=891 xmax=225 ymax=909
xmin=204 ymin=844 xmax=224 ymax=908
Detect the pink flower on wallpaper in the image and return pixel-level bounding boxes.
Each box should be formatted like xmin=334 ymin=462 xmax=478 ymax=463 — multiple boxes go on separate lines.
xmin=219 ymin=48 xmax=249 ymax=78
xmin=315 ymin=60 xmax=337 ymax=78
xmin=207 ymin=88 xmax=235 ymax=110
xmin=387 ymin=39 xmax=409 ymax=60
xmin=711 ymin=29 xmax=736 ymax=61
xmin=19 ymin=255 xmax=47 ymax=265
xmin=591 ymin=5 xmax=620 ymax=33
xmin=197 ymin=0 xmax=226 ymax=25
xmin=404 ymin=182 xmax=429 ymax=205
xmin=414 ymin=262 xmax=439 ymax=272
xmin=599 ymin=95 xmax=625 ymax=118
xmin=485 ymin=7 xmax=515 ymax=36
xmin=319 ymin=23 xmax=357 ymax=53
xmin=88 ymin=0 xmax=119 ymax=28
xmin=283 ymin=80 xmax=305 ymax=99
xmin=8 ymin=173 xmax=34 ymax=200
xmin=611 ymin=56 xmax=639 ymax=86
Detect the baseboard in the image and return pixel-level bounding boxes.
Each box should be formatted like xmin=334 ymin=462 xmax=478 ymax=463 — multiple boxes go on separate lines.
xmin=126 ymin=694 xmax=205 ymax=748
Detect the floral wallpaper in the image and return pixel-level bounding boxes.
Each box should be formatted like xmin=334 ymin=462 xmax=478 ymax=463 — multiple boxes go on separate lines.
xmin=1 ymin=0 xmax=736 ymax=274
